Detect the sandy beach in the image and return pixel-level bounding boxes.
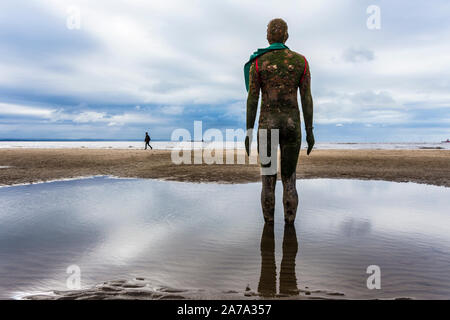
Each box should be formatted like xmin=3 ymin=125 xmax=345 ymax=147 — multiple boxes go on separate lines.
xmin=0 ymin=148 xmax=449 ymax=187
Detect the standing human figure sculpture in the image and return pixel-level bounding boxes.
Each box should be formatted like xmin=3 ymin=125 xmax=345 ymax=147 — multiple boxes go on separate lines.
xmin=244 ymin=18 xmax=314 ymax=224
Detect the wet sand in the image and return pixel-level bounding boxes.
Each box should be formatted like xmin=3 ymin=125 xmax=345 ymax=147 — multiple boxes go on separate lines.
xmin=23 ymin=278 xmax=344 ymax=300
xmin=0 ymin=148 xmax=449 ymax=187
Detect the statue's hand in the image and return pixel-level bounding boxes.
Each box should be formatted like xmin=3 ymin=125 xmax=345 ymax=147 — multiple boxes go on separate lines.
xmin=306 ymin=130 xmax=315 ymax=155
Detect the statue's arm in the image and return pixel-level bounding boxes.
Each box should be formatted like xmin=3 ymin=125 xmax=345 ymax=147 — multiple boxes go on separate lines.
xmin=246 ymin=61 xmax=260 ymax=156
xmin=247 ymin=61 xmax=260 ymax=131
xmin=299 ymin=59 xmax=315 ymax=154
xmin=300 ymin=60 xmax=313 ymax=130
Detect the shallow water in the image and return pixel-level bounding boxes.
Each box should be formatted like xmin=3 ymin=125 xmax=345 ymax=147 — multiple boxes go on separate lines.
xmin=0 ymin=177 xmax=449 ymax=299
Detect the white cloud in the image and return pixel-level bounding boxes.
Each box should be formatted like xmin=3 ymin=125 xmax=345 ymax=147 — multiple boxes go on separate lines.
xmin=0 ymin=102 xmax=164 ymax=127
xmin=0 ymin=102 xmax=55 ymax=117
xmin=223 ymin=101 xmax=245 ymax=121
xmin=159 ymin=105 xmax=184 ymax=115
xmin=342 ymin=47 xmax=375 ymax=63
xmin=107 ymin=113 xmax=160 ymax=126
xmin=73 ymin=111 xmax=106 ymax=123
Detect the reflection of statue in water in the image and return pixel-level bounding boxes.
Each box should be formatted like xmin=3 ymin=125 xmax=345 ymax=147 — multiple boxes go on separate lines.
xmin=245 ymin=18 xmax=314 ymax=224
xmin=258 ymin=224 xmax=299 ymax=297
xmin=257 ymin=224 xmax=277 ymax=296
xmin=280 ymin=224 xmax=299 ymax=295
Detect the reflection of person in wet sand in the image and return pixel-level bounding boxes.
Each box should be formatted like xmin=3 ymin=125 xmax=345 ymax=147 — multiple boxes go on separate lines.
xmin=144 ymin=132 xmax=152 ymax=150
xmin=258 ymin=223 xmax=299 ymax=297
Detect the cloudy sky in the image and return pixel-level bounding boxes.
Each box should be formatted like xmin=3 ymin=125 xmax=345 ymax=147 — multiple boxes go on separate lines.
xmin=0 ymin=0 xmax=449 ymax=141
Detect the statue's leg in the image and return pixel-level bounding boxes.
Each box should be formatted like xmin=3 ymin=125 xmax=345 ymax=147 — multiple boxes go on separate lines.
xmin=281 ymin=172 xmax=298 ymax=224
xmin=257 ymin=123 xmax=278 ymax=223
xmin=261 ymin=174 xmax=277 ymax=223
xmin=280 ymin=121 xmax=301 ymax=224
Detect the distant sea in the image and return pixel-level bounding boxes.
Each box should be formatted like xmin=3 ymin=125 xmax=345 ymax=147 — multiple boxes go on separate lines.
xmin=0 ymin=140 xmax=449 ymax=150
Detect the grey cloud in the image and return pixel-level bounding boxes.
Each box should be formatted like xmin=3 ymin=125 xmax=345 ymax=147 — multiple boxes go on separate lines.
xmin=342 ymin=47 xmax=375 ymax=63
xmin=0 ymin=1 xmax=97 ymax=60
xmin=351 ymin=91 xmax=395 ymax=105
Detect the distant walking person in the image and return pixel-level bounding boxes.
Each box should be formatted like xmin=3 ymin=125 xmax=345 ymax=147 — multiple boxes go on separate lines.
xmin=145 ymin=132 xmax=152 ymax=150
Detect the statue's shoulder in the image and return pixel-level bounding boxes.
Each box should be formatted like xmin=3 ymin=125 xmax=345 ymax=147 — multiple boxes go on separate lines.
xmin=261 ymin=48 xmax=303 ymax=61
xmin=284 ymin=49 xmax=306 ymax=62
xmin=259 ymin=49 xmax=306 ymax=74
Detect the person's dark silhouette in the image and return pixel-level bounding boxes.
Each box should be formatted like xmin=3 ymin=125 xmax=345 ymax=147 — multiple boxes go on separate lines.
xmin=257 ymin=223 xmax=299 ymax=297
xmin=144 ymin=132 xmax=152 ymax=150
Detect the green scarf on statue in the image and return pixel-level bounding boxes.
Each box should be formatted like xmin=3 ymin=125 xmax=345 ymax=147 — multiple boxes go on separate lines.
xmin=243 ymin=43 xmax=289 ymax=91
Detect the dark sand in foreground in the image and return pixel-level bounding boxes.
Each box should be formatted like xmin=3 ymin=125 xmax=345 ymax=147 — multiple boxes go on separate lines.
xmin=0 ymin=148 xmax=449 ymax=187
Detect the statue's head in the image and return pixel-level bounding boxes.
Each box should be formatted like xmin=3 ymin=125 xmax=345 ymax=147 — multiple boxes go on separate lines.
xmin=267 ymin=18 xmax=289 ymax=44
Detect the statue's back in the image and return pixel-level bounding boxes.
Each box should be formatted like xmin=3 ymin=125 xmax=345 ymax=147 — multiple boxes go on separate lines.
xmin=255 ymin=49 xmax=307 ymax=114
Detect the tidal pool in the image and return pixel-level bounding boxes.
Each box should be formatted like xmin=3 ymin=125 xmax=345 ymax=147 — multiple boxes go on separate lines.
xmin=0 ymin=177 xmax=449 ymax=299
